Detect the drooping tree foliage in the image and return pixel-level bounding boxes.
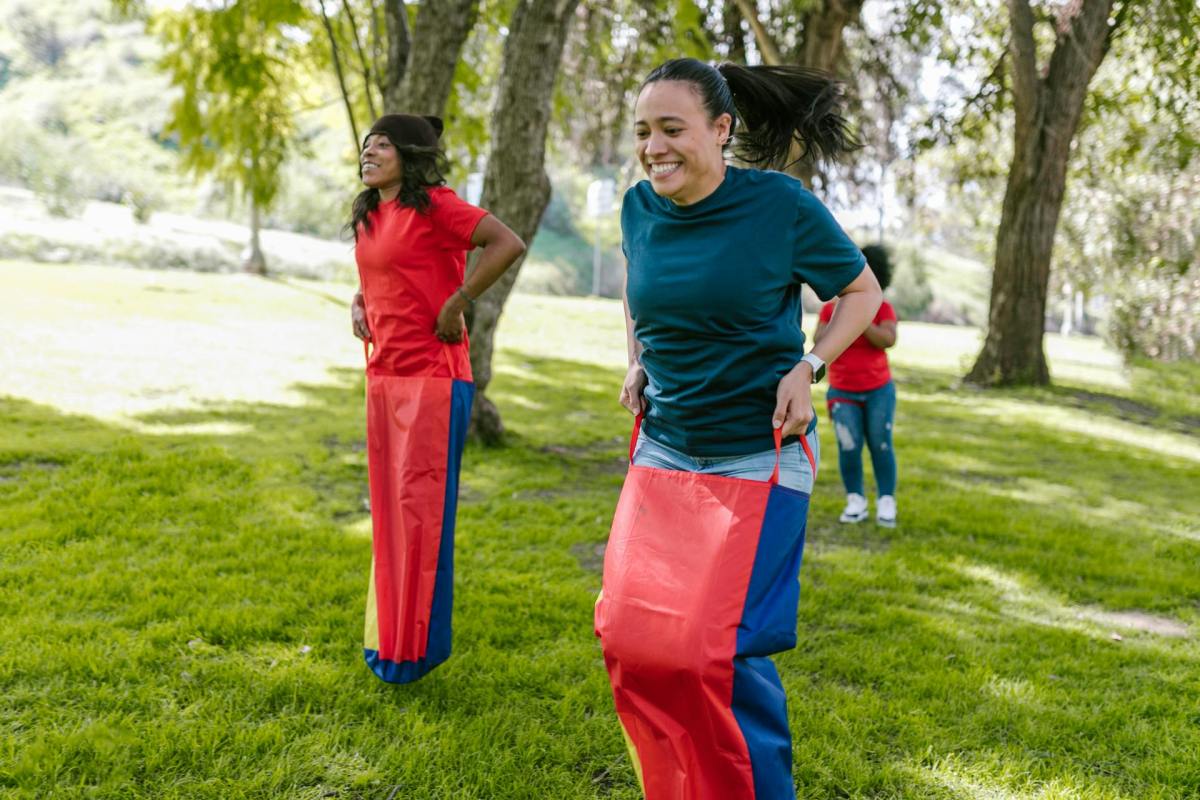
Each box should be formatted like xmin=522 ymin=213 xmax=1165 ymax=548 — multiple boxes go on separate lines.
xmin=153 ymin=0 xmax=310 ymax=274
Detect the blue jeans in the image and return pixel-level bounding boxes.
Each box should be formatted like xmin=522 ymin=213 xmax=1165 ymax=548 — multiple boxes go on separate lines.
xmin=827 ymin=381 xmax=897 ymax=497
xmin=632 ymin=427 xmax=820 ymax=495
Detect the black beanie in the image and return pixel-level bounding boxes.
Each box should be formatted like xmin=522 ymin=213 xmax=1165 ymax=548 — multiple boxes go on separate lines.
xmin=365 ymin=114 xmax=444 ymax=149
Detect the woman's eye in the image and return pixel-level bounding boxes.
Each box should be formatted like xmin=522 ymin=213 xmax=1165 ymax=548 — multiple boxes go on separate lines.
xmin=664 ymin=128 xmax=680 ymax=136
xmin=635 ymin=130 xmax=649 ymax=139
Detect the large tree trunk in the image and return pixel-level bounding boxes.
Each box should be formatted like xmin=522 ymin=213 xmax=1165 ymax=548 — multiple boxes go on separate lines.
xmin=966 ymin=0 xmax=1116 ymax=386
xmin=467 ymin=0 xmax=580 ymax=444
xmin=383 ymin=0 xmax=480 ymax=115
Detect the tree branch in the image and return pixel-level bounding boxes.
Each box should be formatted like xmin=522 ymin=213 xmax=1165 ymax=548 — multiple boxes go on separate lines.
xmin=317 ymin=0 xmax=360 ymax=152
xmin=341 ymin=0 xmax=378 ymax=120
xmin=1102 ymin=0 xmax=1133 ymax=56
xmin=1007 ymin=0 xmax=1040 ymax=127
xmin=393 ymin=0 xmax=480 ymax=115
xmin=370 ymin=1 xmax=386 ymax=101
xmin=731 ymin=0 xmax=783 ymax=66
xmin=1043 ymin=0 xmax=1116 ymax=120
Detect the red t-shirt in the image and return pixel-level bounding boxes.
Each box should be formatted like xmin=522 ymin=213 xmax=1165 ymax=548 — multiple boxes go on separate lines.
xmin=355 ymin=187 xmax=488 ymax=378
xmin=819 ymin=299 xmax=897 ymax=392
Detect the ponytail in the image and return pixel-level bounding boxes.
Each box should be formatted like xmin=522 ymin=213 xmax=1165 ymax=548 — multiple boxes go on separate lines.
xmin=641 ymin=58 xmax=858 ymax=172
xmin=717 ymin=63 xmax=857 ymax=169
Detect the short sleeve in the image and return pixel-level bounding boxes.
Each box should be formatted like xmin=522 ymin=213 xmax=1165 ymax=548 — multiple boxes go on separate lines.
xmin=430 ymin=188 xmax=488 ymax=251
xmin=876 ymin=300 xmax=898 ymax=324
xmin=818 ymin=301 xmax=836 ymax=323
xmin=791 ymin=190 xmax=867 ymax=301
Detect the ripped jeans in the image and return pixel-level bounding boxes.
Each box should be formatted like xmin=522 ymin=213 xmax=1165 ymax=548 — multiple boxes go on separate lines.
xmin=827 ymin=380 xmax=897 ymax=497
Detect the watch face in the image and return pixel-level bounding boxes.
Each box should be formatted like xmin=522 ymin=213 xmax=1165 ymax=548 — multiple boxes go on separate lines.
xmin=814 ymin=363 xmax=826 ymax=383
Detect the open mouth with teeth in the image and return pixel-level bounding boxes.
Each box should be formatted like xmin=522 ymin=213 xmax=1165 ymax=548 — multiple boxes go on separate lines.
xmin=361 ymin=162 xmax=380 ymax=172
xmin=649 ymin=162 xmax=681 ymax=178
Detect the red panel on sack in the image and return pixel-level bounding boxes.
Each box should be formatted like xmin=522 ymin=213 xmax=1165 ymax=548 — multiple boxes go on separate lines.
xmin=597 ymin=466 xmax=773 ymax=800
xmin=365 ymin=374 xmax=453 ymax=662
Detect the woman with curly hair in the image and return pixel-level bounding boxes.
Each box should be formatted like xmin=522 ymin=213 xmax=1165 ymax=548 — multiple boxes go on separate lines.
xmin=815 ymin=243 xmax=900 ymax=528
xmin=348 ymin=114 xmax=524 ymax=683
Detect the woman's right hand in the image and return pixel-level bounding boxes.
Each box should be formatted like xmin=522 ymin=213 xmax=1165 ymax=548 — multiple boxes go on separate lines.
xmin=619 ymin=363 xmax=648 ymax=415
xmin=351 ymin=291 xmax=371 ymax=341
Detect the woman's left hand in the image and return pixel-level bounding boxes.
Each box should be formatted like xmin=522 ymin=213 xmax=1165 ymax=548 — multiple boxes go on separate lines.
xmin=435 ymin=294 xmax=467 ymax=343
xmin=772 ymin=362 xmax=815 ymax=437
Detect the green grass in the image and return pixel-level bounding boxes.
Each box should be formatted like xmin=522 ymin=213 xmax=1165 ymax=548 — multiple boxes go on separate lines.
xmin=2 ymin=260 xmax=1198 ymax=799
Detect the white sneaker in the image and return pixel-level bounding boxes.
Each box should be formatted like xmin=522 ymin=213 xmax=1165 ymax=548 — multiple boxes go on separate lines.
xmin=839 ymin=493 xmax=868 ymax=523
xmin=877 ymin=495 xmax=897 ymax=527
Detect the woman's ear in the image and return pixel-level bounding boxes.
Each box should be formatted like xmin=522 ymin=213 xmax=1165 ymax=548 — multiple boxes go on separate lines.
xmin=423 ymin=116 xmax=445 ymax=139
xmin=715 ymin=112 xmax=732 ymax=146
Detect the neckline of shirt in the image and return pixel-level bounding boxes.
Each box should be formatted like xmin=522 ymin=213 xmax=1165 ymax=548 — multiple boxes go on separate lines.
xmin=650 ymin=165 xmax=741 ymax=217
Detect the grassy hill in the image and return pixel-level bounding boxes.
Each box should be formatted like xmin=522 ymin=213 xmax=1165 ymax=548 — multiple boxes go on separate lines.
xmin=1 ymin=260 xmax=1197 ymax=798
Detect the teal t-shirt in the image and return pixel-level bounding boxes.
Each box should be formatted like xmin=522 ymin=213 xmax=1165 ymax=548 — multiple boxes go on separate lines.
xmin=623 ymin=166 xmax=865 ymax=457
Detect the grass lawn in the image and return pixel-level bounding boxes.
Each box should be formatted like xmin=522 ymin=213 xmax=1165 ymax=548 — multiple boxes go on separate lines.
xmin=1 ymin=260 xmax=1198 ymax=799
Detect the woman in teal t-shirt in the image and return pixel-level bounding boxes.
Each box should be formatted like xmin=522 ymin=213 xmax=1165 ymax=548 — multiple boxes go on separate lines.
xmin=609 ymin=58 xmax=883 ymax=796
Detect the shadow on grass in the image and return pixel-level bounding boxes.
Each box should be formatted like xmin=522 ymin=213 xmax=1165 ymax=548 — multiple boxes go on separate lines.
xmin=1 ymin=350 xmax=1198 ymax=798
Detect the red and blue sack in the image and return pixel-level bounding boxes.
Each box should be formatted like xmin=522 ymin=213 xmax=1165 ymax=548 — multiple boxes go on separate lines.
xmin=595 ymin=418 xmax=816 ymax=799
xmin=362 ymin=343 xmax=473 ymax=683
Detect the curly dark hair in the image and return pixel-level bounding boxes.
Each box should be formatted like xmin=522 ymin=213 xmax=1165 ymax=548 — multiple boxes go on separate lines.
xmin=344 ymin=144 xmax=450 ymax=242
xmin=861 ymin=244 xmax=892 ymax=291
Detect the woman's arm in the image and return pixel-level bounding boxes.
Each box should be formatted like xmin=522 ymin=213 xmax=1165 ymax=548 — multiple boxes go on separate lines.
xmin=807 ymin=267 xmax=883 ymax=365
xmin=619 ymin=270 xmax=648 ymax=415
xmin=862 ymin=319 xmax=897 ymax=349
xmin=814 ymin=308 xmax=894 ymax=350
xmin=351 ymin=287 xmax=370 ymax=341
xmin=812 ymin=320 xmax=828 ymax=345
xmin=435 ymin=215 xmax=526 ymax=342
xmin=773 ymin=266 xmax=883 ymax=435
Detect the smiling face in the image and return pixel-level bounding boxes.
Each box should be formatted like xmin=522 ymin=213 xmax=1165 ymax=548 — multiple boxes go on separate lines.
xmin=634 ymin=80 xmax=731 ymax=206
xmin=360 ymin=134 xmax=403 ymax=199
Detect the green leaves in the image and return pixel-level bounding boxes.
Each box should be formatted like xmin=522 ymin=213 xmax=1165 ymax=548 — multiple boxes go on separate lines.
xmin=153 ymin=0 xmax=308 ymax=211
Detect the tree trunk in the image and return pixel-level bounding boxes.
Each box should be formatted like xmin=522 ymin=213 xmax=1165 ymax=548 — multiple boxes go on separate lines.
xmin=243 ymin=198 xmax=267 ymax=275
xmin=381 ymin=0 xmax=409 ymax=109
xmin=384 ymin=0 xmax=480 ymax=115
xmin=723 ymin=0 xmax=748 ymax=65
xmin=799 ymin=0 xmax=859 ymax=74
xmin=467 ymin=0 xmax=580 ymax=444
xmin=966 ymin=0 xmax=1116 ymax=386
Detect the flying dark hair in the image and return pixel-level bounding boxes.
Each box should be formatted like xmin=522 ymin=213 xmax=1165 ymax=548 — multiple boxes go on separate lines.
xmin=641 ymin=58 xmax=859 ymax=170
xmin=861 ymin=244 xmax=892 ymax=291
xmin=344 ymin=143 xmax=450 ymax=242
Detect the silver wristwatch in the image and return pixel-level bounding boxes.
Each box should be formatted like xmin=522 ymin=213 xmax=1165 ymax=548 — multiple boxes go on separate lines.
xmin=800 ymin=352 xmax=826 ymax=383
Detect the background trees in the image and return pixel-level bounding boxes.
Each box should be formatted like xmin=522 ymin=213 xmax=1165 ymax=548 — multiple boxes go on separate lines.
xmin=2 ymin=0 xmax=1195 ymax=435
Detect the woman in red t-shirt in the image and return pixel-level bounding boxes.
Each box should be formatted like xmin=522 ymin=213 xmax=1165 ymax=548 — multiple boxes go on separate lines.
xmin=346 ymin=114 xmax=524 ymax=683
xmin=814 ymin=244 xmax=899 ymax=527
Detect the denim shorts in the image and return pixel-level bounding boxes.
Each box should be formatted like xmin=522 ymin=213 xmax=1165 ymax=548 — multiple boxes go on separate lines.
xmin=632 ymin=428 xmax=820 ymax=495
